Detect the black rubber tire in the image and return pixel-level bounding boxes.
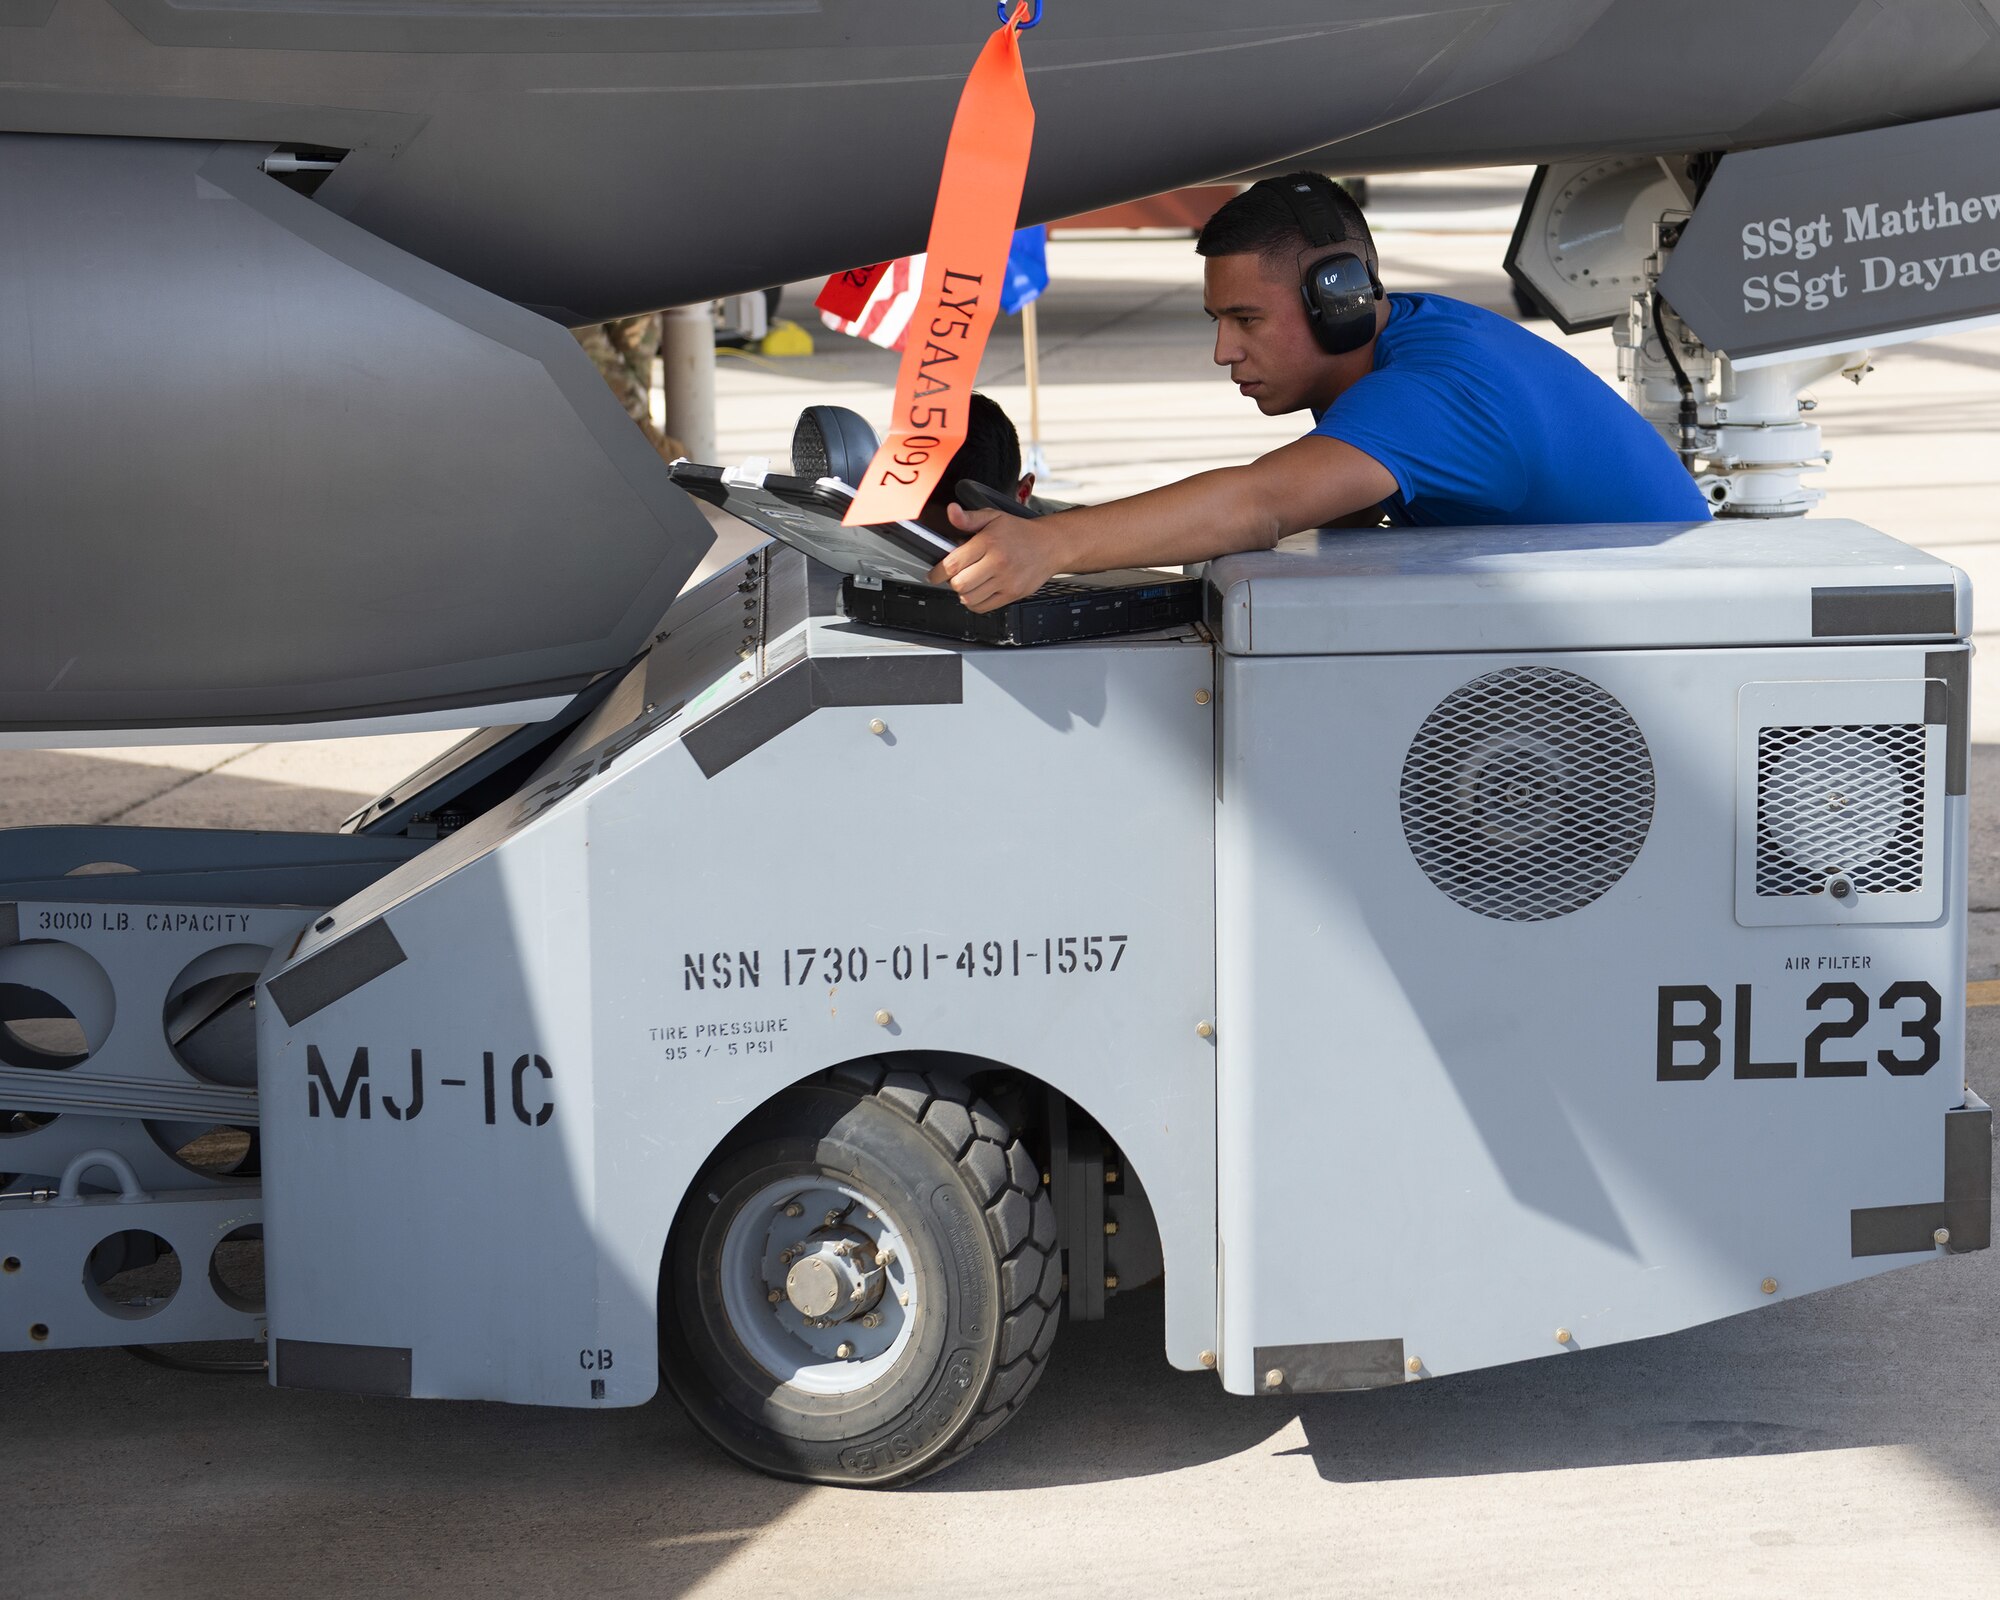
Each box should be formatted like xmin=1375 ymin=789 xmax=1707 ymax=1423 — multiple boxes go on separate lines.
xmin=661 ymin=1061 xmax=1061 ymax=1487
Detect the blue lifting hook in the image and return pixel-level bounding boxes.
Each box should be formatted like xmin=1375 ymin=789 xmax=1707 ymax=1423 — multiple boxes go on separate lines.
xmin=998 ymin=0 xmax=1042 ymax=26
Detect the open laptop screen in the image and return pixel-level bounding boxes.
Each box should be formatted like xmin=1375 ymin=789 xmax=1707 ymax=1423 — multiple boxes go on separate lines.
xmin=669 ymin=460 xmax=957 ymax=586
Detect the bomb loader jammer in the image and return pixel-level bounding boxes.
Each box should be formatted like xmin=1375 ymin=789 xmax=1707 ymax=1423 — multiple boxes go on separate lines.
xmin=0 ymin=518 xmax=1986 ymax=1486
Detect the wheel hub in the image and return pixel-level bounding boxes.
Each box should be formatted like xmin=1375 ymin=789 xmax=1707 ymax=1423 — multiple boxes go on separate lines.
xmin=784 ymin=1233 xmax=883 ymax=1323
xmin=718 ymin=1177 xmax=919 ymax=1395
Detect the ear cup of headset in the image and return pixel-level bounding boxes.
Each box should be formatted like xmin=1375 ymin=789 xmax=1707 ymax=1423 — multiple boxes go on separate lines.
xmin=791 ymin=404 xmax=881 ymax=486
xmin=1301 ymin=253 xmax=1382 ymax=355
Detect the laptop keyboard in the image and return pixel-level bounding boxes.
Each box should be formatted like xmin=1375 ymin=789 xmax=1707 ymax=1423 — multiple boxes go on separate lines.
xmin=841 ymin=570 xmax=1203 ymax=645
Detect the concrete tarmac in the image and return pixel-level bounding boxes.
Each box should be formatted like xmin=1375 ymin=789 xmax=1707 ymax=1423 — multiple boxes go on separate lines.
xmin=6 ymin=169 xmax=2000 ymax=1598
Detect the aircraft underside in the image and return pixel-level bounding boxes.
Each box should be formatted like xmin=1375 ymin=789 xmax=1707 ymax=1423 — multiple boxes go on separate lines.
xmin=2 ymin=0 xmax=1999 ymax=736
xmin=6 ymin=0 xmax=2000 ymax=317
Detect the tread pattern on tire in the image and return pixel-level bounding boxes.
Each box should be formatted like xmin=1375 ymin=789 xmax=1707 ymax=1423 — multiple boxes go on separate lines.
xmin=827 ymin=1058 xmax=1061 ymax=1472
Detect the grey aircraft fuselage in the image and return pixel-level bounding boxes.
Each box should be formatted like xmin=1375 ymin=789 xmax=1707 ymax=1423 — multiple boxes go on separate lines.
xmin=5 ymin=0 xmax=2000 ymax=740
xmin=6 ymin=0 xmax=2000 ymax=323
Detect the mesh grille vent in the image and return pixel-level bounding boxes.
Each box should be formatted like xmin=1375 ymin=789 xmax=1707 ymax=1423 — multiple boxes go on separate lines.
xmin=790 ymin=412 xmax=830 ymax=478
xmin=1400 ymin=667 xmax=1654 ymax=921
xmin=1755 ymin=724 xmax=1926 ymax=896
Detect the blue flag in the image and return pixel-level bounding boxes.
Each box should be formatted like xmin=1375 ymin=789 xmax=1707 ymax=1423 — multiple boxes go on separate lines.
xmin=1001 ymin=225 xmax=1048 ymax=314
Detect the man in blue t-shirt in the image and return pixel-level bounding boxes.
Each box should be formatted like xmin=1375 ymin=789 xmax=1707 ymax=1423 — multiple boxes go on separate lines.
xmin=935 ymin=171 xmax=1708 ymax=612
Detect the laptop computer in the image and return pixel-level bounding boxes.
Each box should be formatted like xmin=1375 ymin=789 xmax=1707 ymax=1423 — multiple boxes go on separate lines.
xmin=668 ymin=459 xmax=951 ymax=587
xmin=668 ymin=458 xmax=1203 ymax=647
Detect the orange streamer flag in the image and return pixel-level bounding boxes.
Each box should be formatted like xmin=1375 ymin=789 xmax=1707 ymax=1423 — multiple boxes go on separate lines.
xmin=842 ymin=8 xmax=1036 ymax=525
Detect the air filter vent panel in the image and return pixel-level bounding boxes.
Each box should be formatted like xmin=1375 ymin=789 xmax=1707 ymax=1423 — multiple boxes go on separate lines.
xmin=1735 ymin=677 xmax=1944 ymax=927
xmin=1755 ymin=724 xmax=1925 ymax=897
xmin=1400 ymin=666 xmax=1654 ymax=921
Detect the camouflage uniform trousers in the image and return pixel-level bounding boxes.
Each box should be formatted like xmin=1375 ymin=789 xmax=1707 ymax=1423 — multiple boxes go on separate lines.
xmin=576 ymin=314 xmax=688 ymax=461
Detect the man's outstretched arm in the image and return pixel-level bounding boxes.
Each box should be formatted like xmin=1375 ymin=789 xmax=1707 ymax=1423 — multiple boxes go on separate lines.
xmin=930 ymin=434 xmax=1396 ymax=612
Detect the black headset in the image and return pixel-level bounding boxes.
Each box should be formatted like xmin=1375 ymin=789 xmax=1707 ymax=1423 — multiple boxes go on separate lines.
xmin=1266 ymin=176 xmax=1383 ymax=355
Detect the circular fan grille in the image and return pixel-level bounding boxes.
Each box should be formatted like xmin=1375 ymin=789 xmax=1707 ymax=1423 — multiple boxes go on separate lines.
xmin=1399 ymin=666 xmax=1655 ymax=921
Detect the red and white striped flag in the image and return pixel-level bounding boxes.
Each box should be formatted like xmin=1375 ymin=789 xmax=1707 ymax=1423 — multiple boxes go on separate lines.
xmin=819 ymin=254 xmax=926 ymax=350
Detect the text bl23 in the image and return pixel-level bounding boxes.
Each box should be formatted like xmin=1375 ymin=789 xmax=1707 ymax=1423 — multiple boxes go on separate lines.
xmin=1656 ymin=981 xmax=1942 ymax=1081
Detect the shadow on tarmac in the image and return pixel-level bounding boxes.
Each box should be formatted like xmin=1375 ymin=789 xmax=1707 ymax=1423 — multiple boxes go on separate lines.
xmin=3 ymin=1292 xmax=1274 ymax=1594
xmin=6 ymin=1349 xmax=800 ymax=1594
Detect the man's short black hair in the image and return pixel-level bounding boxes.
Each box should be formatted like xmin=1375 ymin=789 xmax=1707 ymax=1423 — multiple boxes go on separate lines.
xmin=1196 ymin=172 xmax=1376 ymax=272
xmin=925 ymin=391 xmax=1021 ymax=515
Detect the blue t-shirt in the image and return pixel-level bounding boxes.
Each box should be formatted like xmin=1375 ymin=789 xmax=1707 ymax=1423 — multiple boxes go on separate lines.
xmin=1311 ymin=293 xmax=1710 ymax=526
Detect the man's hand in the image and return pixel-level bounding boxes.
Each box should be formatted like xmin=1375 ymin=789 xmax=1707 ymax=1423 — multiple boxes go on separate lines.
xmin=928 ymin=504 xmax=1064 ymax=612
xmin=922 ymin=436 xmax=1395 ymax=608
